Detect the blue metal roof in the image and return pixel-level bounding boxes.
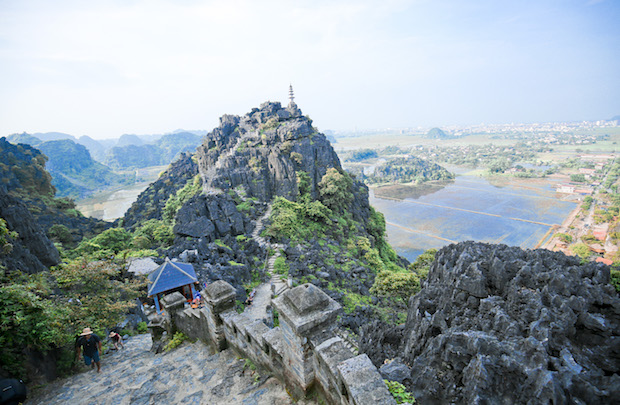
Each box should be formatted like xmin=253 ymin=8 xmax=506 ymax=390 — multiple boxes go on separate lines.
xmin=148 ymin=259 xmax=198 ymax=296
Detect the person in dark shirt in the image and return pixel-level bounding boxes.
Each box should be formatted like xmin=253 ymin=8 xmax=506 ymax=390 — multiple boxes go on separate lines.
xmin=108 ymin=331 xmax=124 ymax=350
xmin=75 ymin=327 xmax=102 ymax=373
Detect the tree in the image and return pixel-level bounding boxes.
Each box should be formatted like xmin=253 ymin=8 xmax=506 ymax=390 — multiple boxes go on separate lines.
xmin=571 ymin=243 xmax=591 ymax=259
xmin=318 ymin=168 xmax=353 ymax=210
xmin=570 ymin=174 xmax=586 ymax=183
xmin=554 ymin=233 xmax=573 ymax=244
xmin=77 ymin=227 xmax=131 ymax=255
xmin=371 ymin=270 xmax=420 ymax=304
xmin=132 ymin=219 xmax=174 ymax=248
xmin=48 ymin=224 xmax=73 ymax=244
xmin=408 ymin=248 xmax=437 ymax=280
xmin=0 ymin=217 xmax=18 ymax=254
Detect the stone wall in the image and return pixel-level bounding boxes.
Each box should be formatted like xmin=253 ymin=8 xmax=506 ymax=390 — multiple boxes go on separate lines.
xmin=148 ymin=281 xmax=395 ymax=405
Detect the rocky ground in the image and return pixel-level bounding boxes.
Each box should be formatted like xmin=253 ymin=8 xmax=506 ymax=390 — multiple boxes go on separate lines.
xmin=26 ymin=334 xmax=313 ymax=405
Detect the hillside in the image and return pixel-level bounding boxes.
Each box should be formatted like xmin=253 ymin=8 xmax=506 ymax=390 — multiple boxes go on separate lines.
xmin=425 ymin=127 xmax=453 ymax=139
xmin=364 ymin=156 xmax=455 ymax=184
xmin=0 ymin=137 xmax=110 ymax=272
xmin=37 ymin=139 xmax=133 ymax=198
xmin=105 ymin=132 xmax=202 ymax=169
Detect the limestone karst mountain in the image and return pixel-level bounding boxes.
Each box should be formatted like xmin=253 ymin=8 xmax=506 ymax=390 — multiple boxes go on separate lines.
xmin=0 ymin=137 xmax=110 ymax=272
xmin=122 ymin=100 xmax=407 ymax=325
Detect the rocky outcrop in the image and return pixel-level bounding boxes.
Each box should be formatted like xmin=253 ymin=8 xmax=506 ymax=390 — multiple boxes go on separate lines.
xmin=362 ymin=241 xmax=620 ymax=404
xmin=122 ymin=152 xmax=198 ymax=230
xmin=173 ymin=193 xmax=248 ymax=240
xmin=0 ymin=191 xmax=60 ymax=273
xmin=196 ymin=101 xmax=341 ymax=202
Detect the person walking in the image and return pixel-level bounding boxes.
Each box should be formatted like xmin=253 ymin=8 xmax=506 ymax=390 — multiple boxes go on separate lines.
xmin=108 ymin=331 xmax=124 ymax=350
xmin=75 ymin=327 xmax=102 ymax=373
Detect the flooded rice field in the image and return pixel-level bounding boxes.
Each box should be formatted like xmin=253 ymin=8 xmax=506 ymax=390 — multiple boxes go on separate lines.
xmin=370 ymin=174 xmax=577 ymax=262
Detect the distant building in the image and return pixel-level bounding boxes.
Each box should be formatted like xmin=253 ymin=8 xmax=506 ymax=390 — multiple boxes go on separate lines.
xmin=579 ymin=168 xmax=596 ymax=175
xmin=556 ymin=184 xmax=576 ymax=193
xmin=595 ymin=257 xmax=613 ymax=266
xmin=593 ymin=224 xmax=609 ymax=241
xmin=574 ymin=187 xmax=594 ymax=195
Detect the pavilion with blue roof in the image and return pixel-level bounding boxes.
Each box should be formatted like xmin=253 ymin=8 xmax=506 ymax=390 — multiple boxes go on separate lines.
xmin=148 ymin=258 xmax=199 ymax=313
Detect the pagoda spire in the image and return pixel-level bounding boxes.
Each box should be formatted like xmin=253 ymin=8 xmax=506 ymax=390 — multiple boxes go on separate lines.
xmin=287 ymin=84 xmax=301 ymax=117
xmin=288 ymin=84 xmax=295 ymax=104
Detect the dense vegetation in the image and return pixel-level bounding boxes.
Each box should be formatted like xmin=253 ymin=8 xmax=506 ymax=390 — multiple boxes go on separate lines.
xmin=0 ymin=137 xmax=55 ymax=197
xmin=0 ymin=202 xmax=178 ymax=380
xmin=0 ymin=253 xmax=146 ymax=380
xmin=263 ymin=168 xmax=424 ymax=324
xmin=364 ymin=156 xmax=454 ymax=184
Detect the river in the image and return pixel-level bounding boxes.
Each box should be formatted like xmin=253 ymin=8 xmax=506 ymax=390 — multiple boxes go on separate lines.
xmin=369 ymin=173 xmax=578 ymax=262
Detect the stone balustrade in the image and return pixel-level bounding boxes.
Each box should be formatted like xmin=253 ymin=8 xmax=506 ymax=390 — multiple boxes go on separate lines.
xmin=148 ymin=281 xmax=395 ymax=405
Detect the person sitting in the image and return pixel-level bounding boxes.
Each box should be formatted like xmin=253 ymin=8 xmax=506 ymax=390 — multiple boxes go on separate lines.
xmin=108 ymin=331 xmax=124 ymax=350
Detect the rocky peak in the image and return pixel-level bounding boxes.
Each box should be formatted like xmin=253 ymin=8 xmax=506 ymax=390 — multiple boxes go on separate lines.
xmin=196 ymin=101 xmax=340 ymax=202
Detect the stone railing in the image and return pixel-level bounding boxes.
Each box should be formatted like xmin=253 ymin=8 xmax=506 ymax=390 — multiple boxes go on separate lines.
xmin=148 ymin=281 xmax=395 ymax=405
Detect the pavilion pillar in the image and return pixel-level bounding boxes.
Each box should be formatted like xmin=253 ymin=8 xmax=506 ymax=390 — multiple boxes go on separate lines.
xmin=154 ymin=295 xmax=161 ymax=314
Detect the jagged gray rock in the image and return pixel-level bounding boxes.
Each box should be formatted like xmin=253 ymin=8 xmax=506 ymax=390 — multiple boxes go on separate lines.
xmin=390 ymin=241 xmax=620 ymax=404
xmin=0 ymin=191 xmax=60 ymax=273
xmin=196 ymin=101 xmax=342 ymax=202
xmin=122 ymin=152 xmax=198 ymax=230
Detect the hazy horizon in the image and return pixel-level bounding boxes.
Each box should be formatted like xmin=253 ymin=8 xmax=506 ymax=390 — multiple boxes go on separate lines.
xmin=1 ymin=0 xmax=619 ymax=140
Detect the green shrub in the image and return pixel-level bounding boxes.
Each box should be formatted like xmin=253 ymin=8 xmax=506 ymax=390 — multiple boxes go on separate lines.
xmin=371 ymin=270 xmax=420 ymax=304
xmin=48 ymin=224 xmax=73 ymax=244
xmin=162 ymin=175 xmax=202 ymax=223
xmin=318 ymin=168 xmax=353 ymax=211
xmin=273 ymin=256 xmax=289 ymax=277
xmin=571 ymin=243 xmax=592 ymax=259
xmin=0 ymin=217 xmax=18 ymax=254
xmin=555 ymin=233 xmax=573 ymax=244
xmin=78 ymin=227 xmax=131 ymax=255
xmin=137 ymin=321 xmax=148 ymax=334
xmin=236 ymin=200 xmax=253 ymax=213
xmin=385 ymin=379 xmax=415 ymax=404
xmin=133 ymin=219 xmax=174 ymax=248
xmin=165 ymin=331 xmax=188 ymax=351
xmin=611 ymin=268 xmax=620 ymax=293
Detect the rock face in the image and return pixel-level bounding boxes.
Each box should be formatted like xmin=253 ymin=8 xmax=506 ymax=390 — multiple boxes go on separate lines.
xmin=122 ymin=152 xmax=198 ymax=230
xmin=173 ymin=193 xmax=248 ymax=240
xmin=0 ymin=137 xmax=110 ymax=269
xmin=195 ymin=101 xmax=342 ymax=202
xmin=380 ymin=241 xmax=619 ymax=404
xmin=0 ymin=191 xmax=60 ymax=273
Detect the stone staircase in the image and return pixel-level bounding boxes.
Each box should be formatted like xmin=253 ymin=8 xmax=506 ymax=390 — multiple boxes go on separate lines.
xmin=336 ymin=328 xmax=359 ymax=355
xmin=244 ymin=205 xmax=289 ymax=321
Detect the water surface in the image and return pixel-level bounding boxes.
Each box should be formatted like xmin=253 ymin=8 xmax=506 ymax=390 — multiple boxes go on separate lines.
xmin=370 ymin=174 xmax=576 ymax=262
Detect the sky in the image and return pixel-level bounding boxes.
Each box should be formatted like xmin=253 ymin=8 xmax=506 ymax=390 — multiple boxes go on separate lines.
xmin=0 ymin=0 xmax=619 ymax=139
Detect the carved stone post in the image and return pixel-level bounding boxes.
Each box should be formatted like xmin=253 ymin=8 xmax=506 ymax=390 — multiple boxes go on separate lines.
xmin=204 ymin=280 xmax=237 ymax=350
xmin=160 ymin=291 xmax=186 ymax=335
xmin=272 ymin=283 xmax=341 ymax=397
